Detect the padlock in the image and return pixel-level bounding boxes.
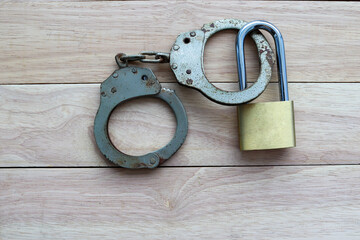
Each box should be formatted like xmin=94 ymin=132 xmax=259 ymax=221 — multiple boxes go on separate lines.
xmin=236 ymin=20 xmax=296 ymax=150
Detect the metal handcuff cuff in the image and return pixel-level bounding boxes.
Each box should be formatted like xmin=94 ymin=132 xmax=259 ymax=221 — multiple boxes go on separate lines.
xmin=94 ymin=19 xmax=275 ymax=168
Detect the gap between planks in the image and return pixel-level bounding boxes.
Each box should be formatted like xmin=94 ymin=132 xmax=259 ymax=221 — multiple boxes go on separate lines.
xmin=0 ymin=81 xmax=359 ymax=86
xmin=1 ymin=163 xmax=360 ymax=169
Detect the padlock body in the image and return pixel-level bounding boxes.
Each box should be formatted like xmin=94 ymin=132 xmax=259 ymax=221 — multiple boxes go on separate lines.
xmin=238 ymin=101 xmax=296 ymax=150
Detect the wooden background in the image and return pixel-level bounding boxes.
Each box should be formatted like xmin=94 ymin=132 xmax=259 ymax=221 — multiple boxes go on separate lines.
xmin=1 ymin=1 xmax=360 ymax=239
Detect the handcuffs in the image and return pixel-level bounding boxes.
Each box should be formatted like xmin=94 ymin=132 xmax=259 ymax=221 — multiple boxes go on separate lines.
xmin=93 ymin=67 xmax=188 ymax=169
xmin=94 ymin=19 xmax=275 ymax=168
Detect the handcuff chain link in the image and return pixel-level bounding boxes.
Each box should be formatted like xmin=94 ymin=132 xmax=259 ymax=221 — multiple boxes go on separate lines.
xmin=115 ymin=51 xmax=170 ymax=68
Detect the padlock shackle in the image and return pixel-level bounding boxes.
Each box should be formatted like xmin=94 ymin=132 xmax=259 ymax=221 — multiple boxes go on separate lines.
xmin=236 ymin=20 xmax=289 ymax=101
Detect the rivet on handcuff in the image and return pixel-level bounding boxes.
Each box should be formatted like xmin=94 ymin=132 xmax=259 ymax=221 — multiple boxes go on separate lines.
xmin=93 ymin=19 xmax=294 ymax=169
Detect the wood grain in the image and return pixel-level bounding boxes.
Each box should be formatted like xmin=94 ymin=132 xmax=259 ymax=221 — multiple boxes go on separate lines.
xmin=1 ymin=166 xmax=360 ymax=239
xmin=1 ymin=83 xmax=359 ymax=167
xmin=0 ymin=1 xmax=359 ymax=84
xmin=1 ymin=1 xmax=359 ymax=239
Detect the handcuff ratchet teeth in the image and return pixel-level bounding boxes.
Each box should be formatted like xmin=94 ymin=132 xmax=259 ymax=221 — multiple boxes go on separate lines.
xmin=94 ymin=66 xmax=188 ymax=169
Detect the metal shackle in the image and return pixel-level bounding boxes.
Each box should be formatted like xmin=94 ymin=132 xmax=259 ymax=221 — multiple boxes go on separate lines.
xmin=236 ymin=20 xmax=289 ymax=101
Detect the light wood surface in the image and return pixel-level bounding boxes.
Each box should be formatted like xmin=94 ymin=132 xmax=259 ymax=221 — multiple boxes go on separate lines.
xmin=1 ymin=1 xmax=360 ymax=239
xmin=1 ymin=166 xmax=360 ymax=240
xmin=1 ymin=83 xmax=359 ymax=167
xmin=0 ymin=1 xmax=359 ymax=84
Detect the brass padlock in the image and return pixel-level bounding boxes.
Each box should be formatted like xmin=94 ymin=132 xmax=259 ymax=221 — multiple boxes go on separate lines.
xmin=236 ymin=21 xmax=296 ymax=150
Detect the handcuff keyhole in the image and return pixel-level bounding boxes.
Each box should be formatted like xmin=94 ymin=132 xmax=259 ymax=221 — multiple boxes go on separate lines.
xmin=183 ymin=38 xmax=190 ymax=44
xmin=141 ymin=75 xmax=148 ymax=81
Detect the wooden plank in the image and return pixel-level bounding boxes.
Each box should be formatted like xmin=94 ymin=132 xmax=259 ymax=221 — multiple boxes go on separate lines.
xmin=0 ymin=1 xmax=359 ymax=84
xmin=0 ymin=83 xmax=359 ymax=167
xmin=1 ymin=166 xmax=360 ymax=239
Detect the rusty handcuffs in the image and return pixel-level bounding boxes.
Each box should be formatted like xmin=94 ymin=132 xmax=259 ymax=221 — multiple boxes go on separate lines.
xmin=94 ymin=19 xmax=275 ymax=168
xmin=94 ymin=67 xmax=188 ymax=169
xmin=170 ymin=19 xmax=274 ymax=105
